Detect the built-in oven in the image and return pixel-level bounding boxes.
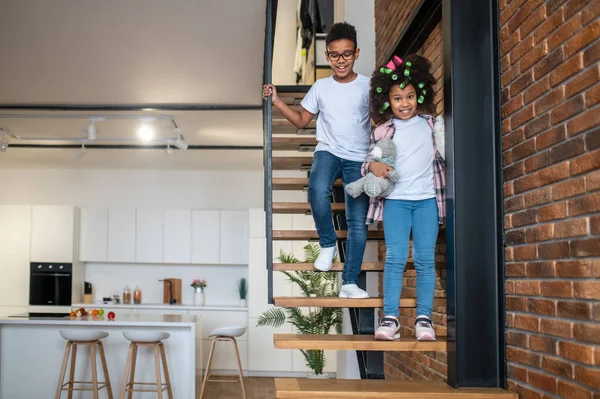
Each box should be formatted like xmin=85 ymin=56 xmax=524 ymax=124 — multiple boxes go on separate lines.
xmin=29 ymin=262 xmax=72 ymax=307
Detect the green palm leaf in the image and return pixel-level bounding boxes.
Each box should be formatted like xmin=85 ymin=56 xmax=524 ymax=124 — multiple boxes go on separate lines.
xmin=256 ymin=308 xmax=287 ymax=328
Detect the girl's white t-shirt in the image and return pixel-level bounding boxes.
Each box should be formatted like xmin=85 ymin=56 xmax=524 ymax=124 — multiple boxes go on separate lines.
xmin=385 ymin=116 xmax=436 ymax=200
xmin=300 ymin=74 xmax=371 ymax=162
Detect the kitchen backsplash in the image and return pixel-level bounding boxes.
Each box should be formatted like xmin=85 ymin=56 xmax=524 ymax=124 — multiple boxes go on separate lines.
xmin=84 ymin=262 xmax=248 ymax=306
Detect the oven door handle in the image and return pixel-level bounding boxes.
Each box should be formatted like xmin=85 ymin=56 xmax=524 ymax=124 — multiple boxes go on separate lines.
xmin=31 ymin=273 xmax=71 ymax=277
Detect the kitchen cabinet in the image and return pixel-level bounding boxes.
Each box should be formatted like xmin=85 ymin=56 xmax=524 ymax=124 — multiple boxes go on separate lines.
xmin=0 ymin=206 xmax=32 ymax=308
xmin=219 ymin=210 xmax=248 ymax=265
xmin=248 ymin=319 xmax=293 ymax=372
xmin=136 ymin=209 xmax=164 ymax=263
xmin=191 ymin=210 xmax=220 ymax=264
xmin=30 ymin=206 xmax=76 ymax=262
xmin=79 ymin=208 xmax=108 ymax=262
xmin=107 ymin=209 xmax=136 ymax=263
xmin=164 ymin=210 xmax=191 ymax=264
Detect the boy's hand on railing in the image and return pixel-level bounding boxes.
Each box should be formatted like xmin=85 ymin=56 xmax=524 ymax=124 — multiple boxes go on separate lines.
xmin=368 ymin=162 xmax=395 ymax=178
xmin=263 ymin=84 xmax=280 ymax=104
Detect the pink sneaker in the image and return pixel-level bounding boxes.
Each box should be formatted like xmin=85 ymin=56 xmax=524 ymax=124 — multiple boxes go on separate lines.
xmin=375 ymin=316 xmax=400 ymax=340
xmin=415 ymin=315 xmax=436 ymax=341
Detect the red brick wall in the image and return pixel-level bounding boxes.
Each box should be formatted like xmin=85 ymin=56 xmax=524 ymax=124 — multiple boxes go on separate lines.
xmin=374 ymin=0 xmax=448 ymax=380
xmin=501 ymin=0 xmax=600 ymax=397
xmin=375 ymin=0 xmax=421 ymax=66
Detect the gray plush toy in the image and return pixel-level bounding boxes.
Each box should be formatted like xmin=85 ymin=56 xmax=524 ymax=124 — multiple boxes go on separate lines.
xmin=345 ymin=138 xmax=399 ymax=198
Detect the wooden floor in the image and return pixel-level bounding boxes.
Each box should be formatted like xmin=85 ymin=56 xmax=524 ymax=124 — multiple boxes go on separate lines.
xmin=197 ymin=376 xmax=276 ymax=398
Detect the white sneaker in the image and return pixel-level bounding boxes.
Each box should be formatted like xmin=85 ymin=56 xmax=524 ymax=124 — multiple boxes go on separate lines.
xmin=415 ymin=315 xmax=436 ymax=341
xmin=314 ymin=246 xmax=337 ymax=271
xmin=339 ymin=284 xmax=370 ymax=299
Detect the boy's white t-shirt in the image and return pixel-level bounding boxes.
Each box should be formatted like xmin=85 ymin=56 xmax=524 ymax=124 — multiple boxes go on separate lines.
xmin=385 ymin=116 xmax=436 ymax=201
xmin=300 ymin=74 xmax=371 ymax=162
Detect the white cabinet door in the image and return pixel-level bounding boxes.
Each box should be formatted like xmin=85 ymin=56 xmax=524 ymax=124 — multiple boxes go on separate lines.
xmin=30 ymin=206 xmax=74 ymax=262
xmin=219 ymin=211 xmax=248 ymax=265
xmin=136 ymin=209 xmax=164 ymax=263
xmin=79 ymin=208 xmax=108 ymax=262
xmin=164 ymin=210 xmax=191 ymax=264
xmin=191 ymin=211 xmax=220 ymax=264
xmin=248 ymin=319 xmax=293 ymax=372
xmin=107 ymin=209 xmax=136 ymax=263
xmin=0 ymin=206 xmax=31 ymax=307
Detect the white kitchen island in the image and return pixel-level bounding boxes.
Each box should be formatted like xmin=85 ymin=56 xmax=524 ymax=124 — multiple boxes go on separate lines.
xmin=0 ymin=313 xmax=197 ymax=399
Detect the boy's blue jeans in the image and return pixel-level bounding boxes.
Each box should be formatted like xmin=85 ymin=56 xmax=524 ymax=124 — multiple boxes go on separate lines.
xmin=383 ymin=198 xmax=439 ymax=318
xmin=308 ymin=150 xmax=369 ymax=285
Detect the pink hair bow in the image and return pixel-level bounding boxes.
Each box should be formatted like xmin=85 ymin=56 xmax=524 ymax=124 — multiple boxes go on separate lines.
xmin=385 ymin=55 xmax=403 ymax=69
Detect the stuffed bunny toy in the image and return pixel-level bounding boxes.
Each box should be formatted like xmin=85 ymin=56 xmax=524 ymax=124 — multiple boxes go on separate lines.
xmin=345 ymin=138 xmax=399 ymax=198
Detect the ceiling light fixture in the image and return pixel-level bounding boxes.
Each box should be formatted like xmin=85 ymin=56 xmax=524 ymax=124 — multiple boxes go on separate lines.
xmin=165 ymin=144 xmax=174 ymax=155
xmin=75 ymin=144 xmax=87 ymax=158
xmin=85 ymin=117 xmax=104 ymax=141
xmin=173 ymin=128 xmax=188 ymax=150
xmin=0 ymin=135 xmax=8 ymax=152
xmin=138 ymin=125 xmax=153 ymax=141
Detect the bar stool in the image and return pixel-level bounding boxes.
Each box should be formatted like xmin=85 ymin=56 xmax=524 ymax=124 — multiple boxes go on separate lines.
xmin=119 ymin=331 xmax=173 ymax=399
xmin=199 ymin=325 xmax=247 ymax=399
xmin=55 ymin=330 xmax=114 ymax=399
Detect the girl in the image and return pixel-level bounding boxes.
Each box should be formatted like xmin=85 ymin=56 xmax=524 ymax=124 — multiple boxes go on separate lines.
xmin=362 ymin=54 xmax=446 ymax=341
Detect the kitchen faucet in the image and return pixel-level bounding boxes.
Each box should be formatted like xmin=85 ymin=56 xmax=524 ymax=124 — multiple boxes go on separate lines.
xmin=159 ymin=279 xmax=176 ymax=304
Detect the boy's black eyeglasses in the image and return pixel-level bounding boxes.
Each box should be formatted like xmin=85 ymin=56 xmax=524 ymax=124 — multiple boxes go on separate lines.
xmin=326 ymin=50 xmax=355 ymax=61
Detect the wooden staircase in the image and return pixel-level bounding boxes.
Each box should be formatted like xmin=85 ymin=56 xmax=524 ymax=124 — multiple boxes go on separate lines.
xmin=267 ymin=90 xmax=516 ymax=398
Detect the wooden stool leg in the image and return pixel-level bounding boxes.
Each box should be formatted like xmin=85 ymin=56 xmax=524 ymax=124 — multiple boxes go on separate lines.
xmin=97 ymin=341 xmax=114 ymax=399
xmin=128 ymin=344 xmax=138 ymax=399
xmin=158 ymin=343 xmax=173 ymax=399
xmin=232 ymin=338 xmax=247 ymax=399
xmin=90 ymin=342 xmax=99 ymax=399
xmin=119 ymin=343 xmax=134 ymax=399
xmin=153 ymin=344 xmax=163 ymax=399
xmin=199 ymin=339 xmax=217 ymax=399
xmin=55 ymin=341 xmax=72 ymax=399
xmin=68 ymin=344 xmax=78 ymax=399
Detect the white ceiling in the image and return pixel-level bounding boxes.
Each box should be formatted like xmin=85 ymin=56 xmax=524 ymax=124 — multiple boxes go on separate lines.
xmin=0 ymin=0 xmax=267 ymax=168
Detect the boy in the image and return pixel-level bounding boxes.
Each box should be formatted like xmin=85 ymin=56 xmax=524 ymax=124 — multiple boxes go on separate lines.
xmin=263 ymin=22 xmax=370 ymax=299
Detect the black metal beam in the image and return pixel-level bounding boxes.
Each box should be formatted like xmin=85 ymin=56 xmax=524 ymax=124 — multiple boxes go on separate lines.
xmin=263 ymin=0 xmax=275 ymax=305
xmin=443 ymin=0 xmax=506 ymax=388
xmin=0 ymin=104 xmax=262 ymax=112
xmin=387 ymin=0 xmax=442 ymax=60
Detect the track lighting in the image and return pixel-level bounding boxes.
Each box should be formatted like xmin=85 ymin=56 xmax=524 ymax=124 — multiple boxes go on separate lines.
xmin=0 ymin=135 xmax=8 ymax=152
xmin=75 ymin=144 xmax=87 ymax=158
xmin=173 ymin=128 xmax=188 ymax=150
xmin=85 ymin=117 xmax=104 ymax=141
xmin=165 ymin=144 xmax=174 ymax=155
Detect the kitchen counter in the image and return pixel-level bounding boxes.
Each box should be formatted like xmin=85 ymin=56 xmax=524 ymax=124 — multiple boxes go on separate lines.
xmin=0 ymin=313 xmax=197 ymax=399
xmin=0 ymin=313 xmax=196 ymax=327
xmin=72 ymin=302 xmax=248 ymax=311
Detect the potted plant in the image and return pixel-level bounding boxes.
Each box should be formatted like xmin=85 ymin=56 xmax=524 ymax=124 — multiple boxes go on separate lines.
xmin=191 ymin=279 xmax=207 ymax=306
xmin=257 ymin=243 xmax=342 ymax=378
xmin=238 ymin=278 xmax=248 ymax=307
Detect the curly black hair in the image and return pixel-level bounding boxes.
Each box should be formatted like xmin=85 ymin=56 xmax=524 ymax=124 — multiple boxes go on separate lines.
xmin=369 ymin=54 xmax=436 ymax=123
xmin=326 ymin=22 xmax=357 ymax=49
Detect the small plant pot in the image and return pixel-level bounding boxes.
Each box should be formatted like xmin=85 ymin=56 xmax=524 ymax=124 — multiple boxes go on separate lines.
xmin=239 ymin=299 xmax=247 ymax=308
xmin=307 ymin=372 xmax=329 ymax=379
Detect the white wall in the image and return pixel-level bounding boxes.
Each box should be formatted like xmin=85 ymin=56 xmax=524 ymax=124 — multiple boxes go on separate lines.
xmin=342 ymin=0 xmax=376 ymax=76
xmin=273 ymin=0 xmax=298 ymax=85
xmin=0 ymin=168 xmax=264 ymax=209
xmin=85 ymin=262 xmax=247 ymax=306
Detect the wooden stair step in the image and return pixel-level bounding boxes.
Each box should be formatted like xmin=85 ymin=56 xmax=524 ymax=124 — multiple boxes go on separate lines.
xmin=272 ymin=119 xmax=317 ymax=134
xmin=273 ymin=202 xmax=344 ymax=214
xmin=272 ymin=178 xmax=342 ymax=191
xmin=275 ymin=378 xmax=518 ymax=398
xmin=273 ymin=157 xmax=314 ymax=170
xmin=273 ymin=230 xmax=385 ymax=240
xmin=273 ymin=261 xmax=445 ymax=271
xmin=273 ymin=297 xmax=446 ymax=308
xmin=274 ymin=335 xmax=448 ymax=351
xmin=273 ymin=137 xmax=318 ymax=151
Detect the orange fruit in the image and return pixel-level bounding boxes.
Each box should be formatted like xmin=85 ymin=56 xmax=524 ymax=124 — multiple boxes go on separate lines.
xmin=92 ymin=309 xmax=99 ymax=316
